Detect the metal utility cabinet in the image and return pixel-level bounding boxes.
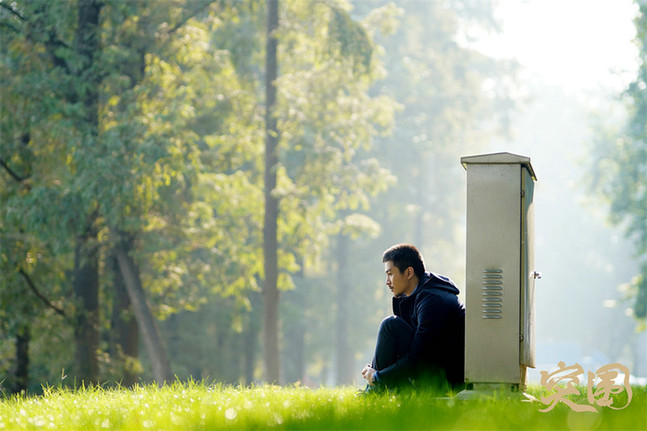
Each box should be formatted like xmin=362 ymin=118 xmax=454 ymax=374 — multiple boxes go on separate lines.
xmin=460 ymin=152 xmax=538 ymax=394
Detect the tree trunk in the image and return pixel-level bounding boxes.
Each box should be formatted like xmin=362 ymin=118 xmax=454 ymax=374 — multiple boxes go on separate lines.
xmin=263 ymin=0 xmax=281 ymax=384
xmin=114 ymin=241 xmax=172 ymax=384
xmin=244 ymin=291 xmax=262 ymax=385
xmin=73 ymin=226 xmax=100 ymax=386
xmin=336 ymin=234 xmax=353 ymax=384
xmin=110 ymin=253 xmax=140 ymax=387
xmin=13 ymin=324 xmax=30 ymax=394
xmin=71 ymin=0 xmax=103 ymax=387
xmin=74 ymin=0 xmax=102 ymax=126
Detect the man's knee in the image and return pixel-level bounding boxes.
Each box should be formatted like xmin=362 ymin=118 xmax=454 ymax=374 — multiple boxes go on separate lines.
xmin=378 ymin=315 xmax=398 ymax=330
xmin=378 ymin=315 xmax=410 ymax=335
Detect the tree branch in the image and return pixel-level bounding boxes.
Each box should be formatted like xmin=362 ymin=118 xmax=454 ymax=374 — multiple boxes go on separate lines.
xmin=0 ymin=157 xmax=31 ymax=191
xmin=1 ymin=2 xmax=71 ymax=72
xmin=0 ymin=157 xmax=27 ymax=182
xmin=0 ymin=2 xmax=26 ymax=21
xmin=166 ymin=1 xmax=216 ymax=36
xmin=0 ymin=21 xmax=21 ymax=34
xmin=19 ymin=268 xmax=67 ymax=318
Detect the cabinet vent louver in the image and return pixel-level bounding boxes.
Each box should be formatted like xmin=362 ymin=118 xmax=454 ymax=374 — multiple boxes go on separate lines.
xmin=482 ymin=269 xmax=503 ymax=319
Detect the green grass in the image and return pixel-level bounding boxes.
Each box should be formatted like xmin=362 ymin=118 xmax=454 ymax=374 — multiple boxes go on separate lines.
xmin=1 ymin=382 xmax=645 ymax=430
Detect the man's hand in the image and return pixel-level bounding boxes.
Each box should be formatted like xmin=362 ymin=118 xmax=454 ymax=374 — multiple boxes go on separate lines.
xmin=361 ymin=364 xmax=376 ymax=386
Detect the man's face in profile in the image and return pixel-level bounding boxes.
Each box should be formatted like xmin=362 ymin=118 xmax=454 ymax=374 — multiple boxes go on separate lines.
xmin=384 ymin=261 xmax=413 ymax=297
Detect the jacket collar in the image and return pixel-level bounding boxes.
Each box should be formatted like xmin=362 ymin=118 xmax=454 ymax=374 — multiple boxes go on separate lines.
xmin=395 ymin=271 xmax=460 ymax=299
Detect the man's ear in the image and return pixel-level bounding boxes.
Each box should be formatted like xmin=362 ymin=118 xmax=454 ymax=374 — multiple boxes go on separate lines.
xmin=407 ymin=267 xmax=414 ymax=279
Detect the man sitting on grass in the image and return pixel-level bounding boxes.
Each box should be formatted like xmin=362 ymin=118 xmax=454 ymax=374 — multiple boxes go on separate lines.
xmin=361 ymin=243 xmax=465 ymax=393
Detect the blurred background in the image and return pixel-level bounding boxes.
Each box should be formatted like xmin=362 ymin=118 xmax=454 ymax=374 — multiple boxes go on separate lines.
xmin=1 ymin=0 xmax=645 ymax=393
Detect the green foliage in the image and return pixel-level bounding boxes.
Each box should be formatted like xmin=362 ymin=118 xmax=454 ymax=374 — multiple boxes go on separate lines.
xmin=1 ymin=0 xmax=80 ymax=384
xmin=1 ymin=383 xmax=646 ymax=430
xmin=1 ymin=0 xmax=270 ymax=386
xmin=1 ymin=0 xmax=520 ymax=390
xmin=327 ymin=3 xmax=374 ymax=75
xmin=271 ymin=0 xmax=397 ymax=275
xmin=352 ymin=0 xmax=520 ymax=277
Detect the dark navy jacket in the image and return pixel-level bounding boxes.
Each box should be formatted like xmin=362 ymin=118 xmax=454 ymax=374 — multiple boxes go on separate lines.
xmin=376 ymin=272 xmax=465 ymax=389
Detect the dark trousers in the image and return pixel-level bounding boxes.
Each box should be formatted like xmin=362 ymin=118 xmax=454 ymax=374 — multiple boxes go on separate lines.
xmin=370 ymin=315 xmax=463 ymax=392
xmin=371 ymin=315 xmax=415 ymax=376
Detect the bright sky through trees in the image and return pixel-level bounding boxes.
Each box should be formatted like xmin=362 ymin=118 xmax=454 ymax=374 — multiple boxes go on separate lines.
xmin=470 ymin=0 xmax=639 ymax=93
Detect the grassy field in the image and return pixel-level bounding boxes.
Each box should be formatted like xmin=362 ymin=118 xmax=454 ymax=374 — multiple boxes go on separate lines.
xmin=1 ymin=382 xmax=645 ymax=430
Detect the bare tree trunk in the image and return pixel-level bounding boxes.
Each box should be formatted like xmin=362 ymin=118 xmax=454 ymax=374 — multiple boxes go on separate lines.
xmin=263 ymin=0 xmax=281 ymax=384
xmin=336 ymin=234 xmax=353 ymax=384
xmin=73 ymin=225 xmax=100 ymax=386
xmin=13 ymin=324 xmax=29 ymax=394
xmin=71 ymin=0 xmax=102 ymax=387
xmin=114 ymin=241 xmax=172 ymax=385
xmin=110 ymin=253 xmax=140 ymax=387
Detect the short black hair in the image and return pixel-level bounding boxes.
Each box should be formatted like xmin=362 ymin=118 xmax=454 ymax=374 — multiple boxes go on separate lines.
xmin=382 ymin=244 xmax=425 ymax=279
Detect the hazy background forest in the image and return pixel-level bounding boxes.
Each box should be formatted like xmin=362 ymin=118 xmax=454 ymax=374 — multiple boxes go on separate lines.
xmin=1 ymin=0 xmax=645 ymax=394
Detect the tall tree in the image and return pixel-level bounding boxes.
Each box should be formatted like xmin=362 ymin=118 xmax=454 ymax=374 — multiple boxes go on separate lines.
xmin=0 ymin=0 xmax=105 ymax=385
xmin=263 ymin=0 xmax=281 ymax=384
xmin=275 ymin=1 xmax=398 ymax=385
xmin=259 ymin=0 xmax=398 ymax=383
xmin=1 ymin=0 xmax=228 ymax=387
xmin=71 ymin=0 xmax=103 ymax=386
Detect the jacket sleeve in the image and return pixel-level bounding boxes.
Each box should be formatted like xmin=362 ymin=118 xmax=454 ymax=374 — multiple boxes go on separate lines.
xmin=375 ymin=290 xmax=452 ymax=387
